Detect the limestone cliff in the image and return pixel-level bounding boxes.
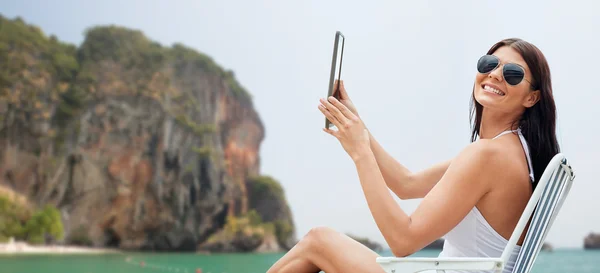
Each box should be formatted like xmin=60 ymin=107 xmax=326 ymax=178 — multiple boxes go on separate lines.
xmin=584 ymin=232 xmax=600 ymax=249
xmin=0 ymin=15 xmax=295 ymax=252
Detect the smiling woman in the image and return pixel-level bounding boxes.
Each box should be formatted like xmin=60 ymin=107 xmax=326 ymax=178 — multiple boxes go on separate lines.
xmin=266 ymin=38 xmax=560 ymax=273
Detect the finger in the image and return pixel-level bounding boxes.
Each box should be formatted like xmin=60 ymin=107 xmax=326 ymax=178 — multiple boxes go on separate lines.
xmin=322 ymin=127 xmax=339 ymax=138
xmin=321 ymin=98 xmax=348 ymax=125
xmin=318 ymin=104 xmax=343 ymax=128
xmin=327 ymin=96 xmax=357 ymax=121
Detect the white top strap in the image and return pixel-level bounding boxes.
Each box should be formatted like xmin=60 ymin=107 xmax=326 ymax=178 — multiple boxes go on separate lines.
xmin=492 ymin=129 xmax=519 ymax=140
xmin=517 ymin=131 xmax=536 ymax=182
xmin=491 ymin=129 xmax=535 ymax=182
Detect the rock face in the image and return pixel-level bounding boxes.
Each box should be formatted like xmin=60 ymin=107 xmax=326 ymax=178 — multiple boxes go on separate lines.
xmin=541 ymin=242 xmax=553 ymax=252
xmin=0 ymin=15 xmax=294 ymax=252
xmin=196 ymin=175 xmax=297 ymax=253
xmin=246 ymin=175 xmax=296 ymax=250
xmin=347 ymin=234 xmax=383 ymax=253
xmin=584 ymin=232 xmax=600 ymax=249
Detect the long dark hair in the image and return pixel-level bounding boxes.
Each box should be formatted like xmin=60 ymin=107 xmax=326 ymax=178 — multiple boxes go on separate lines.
xmin=469 ymin=38 xmax=560 ymax=188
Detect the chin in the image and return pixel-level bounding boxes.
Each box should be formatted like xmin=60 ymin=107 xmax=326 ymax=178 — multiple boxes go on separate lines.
xmin=474 ymin=87 xmax=502 ymax=108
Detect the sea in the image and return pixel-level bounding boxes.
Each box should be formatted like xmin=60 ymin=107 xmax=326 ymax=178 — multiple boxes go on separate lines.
xmin=1 ymin=249 xmax=598 ymax=273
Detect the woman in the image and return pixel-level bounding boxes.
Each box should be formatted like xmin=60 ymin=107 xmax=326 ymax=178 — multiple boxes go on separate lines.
xmin=266 ymin=38 xmax=560 ymax=273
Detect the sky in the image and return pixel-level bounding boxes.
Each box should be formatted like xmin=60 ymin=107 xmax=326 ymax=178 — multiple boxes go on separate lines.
xmin=3 ymin=0 xmax=599 ymax=249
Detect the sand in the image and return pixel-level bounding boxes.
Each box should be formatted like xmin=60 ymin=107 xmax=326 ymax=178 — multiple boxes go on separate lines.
xmin=0 ymin=237 xmax=120 ymax=255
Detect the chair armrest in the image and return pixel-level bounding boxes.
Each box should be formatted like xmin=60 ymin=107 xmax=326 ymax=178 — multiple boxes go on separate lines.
xmin=375 ymin=257 xmax=504 ymax=273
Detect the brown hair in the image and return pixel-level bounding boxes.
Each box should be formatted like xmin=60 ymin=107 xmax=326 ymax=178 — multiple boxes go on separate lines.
xmin=469 ymin=38 xmax=560 ymax=187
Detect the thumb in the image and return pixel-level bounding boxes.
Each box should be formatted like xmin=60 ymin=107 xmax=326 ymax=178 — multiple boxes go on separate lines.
xmin=338 ymin=80 xmax=350 ymax=100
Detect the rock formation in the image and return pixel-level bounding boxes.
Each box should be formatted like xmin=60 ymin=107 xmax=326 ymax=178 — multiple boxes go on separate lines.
xmin=584 ymin=232 xmax=600 ymax=249
xmin=0 ymin=15 xmax=295 ymax=252
xmin=541 ymin=242 xmax=553 ymax=252
xmin=346 ymin=234 xmax=384 ymax=253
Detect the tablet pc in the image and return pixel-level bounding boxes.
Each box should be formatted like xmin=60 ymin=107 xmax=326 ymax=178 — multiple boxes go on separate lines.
xmin=325 ymin=31 xmax=345 ymax=129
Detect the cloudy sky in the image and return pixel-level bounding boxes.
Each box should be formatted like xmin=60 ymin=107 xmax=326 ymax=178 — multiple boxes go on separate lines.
xmin=4 ymin=0 xmax=599 ymax=249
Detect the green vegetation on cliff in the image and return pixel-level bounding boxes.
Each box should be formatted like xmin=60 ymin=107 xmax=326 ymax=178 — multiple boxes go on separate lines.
xmin=74 ymin=25 xmax=252 ymax=102
xmin=247 ymin=175 xmax=295 ymax=249
xmin=0 ymin=195 xmax=64 ymax=244
xmin=201 ymin=174 xmax=297 ymax=252
xmin=169 ymin=43 xmax=249 ymax=100
xmin=200 ymin=210 xmax=270 ymax=252
xmin=0 ymin=15 xmax=78 ymax=86
xmin=0 ymin=15 xmax=79 ymax=147
xmin=249 ymin=175 xmax=285 ymax=201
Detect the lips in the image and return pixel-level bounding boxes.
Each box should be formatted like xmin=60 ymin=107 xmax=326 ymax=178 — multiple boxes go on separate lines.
xmin=482 ymin=84 xmax=505 ymax=96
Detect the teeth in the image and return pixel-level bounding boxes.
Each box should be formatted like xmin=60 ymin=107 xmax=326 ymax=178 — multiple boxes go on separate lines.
xmin=484 ymin=85 xmax=505 ymax=96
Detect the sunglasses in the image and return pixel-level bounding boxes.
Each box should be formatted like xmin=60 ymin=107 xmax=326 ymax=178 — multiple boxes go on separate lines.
xmin=477 ymin=55 xmax=533 ymax=87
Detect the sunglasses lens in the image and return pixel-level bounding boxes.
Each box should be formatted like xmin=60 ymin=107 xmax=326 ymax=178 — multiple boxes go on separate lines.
xmin=503 ymin=64 xmax=525 ymax=85
xmin=477 ymin=55 xmax=499 ymax=74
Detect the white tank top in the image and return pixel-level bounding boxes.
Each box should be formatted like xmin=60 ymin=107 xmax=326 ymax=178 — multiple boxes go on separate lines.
xmin=434 ymin=128 xmax=535 ymax=273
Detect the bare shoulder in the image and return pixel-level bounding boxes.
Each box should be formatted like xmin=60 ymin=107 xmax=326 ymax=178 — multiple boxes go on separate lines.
xmin=458 ymin=139 xmax=508 ymax=165
xmin=451 ymin=139 xmax=518 ymax=184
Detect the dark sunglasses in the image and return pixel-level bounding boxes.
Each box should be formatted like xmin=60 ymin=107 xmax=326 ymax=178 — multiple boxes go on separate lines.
xmin=477 ymin=55 xmax=533 ymax=87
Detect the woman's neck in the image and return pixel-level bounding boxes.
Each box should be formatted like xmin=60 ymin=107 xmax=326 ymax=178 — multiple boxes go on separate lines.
xmin=479 ymin=108 xmax=521 ymax=139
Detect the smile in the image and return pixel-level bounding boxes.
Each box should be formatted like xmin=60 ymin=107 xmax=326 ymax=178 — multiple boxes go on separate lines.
xmin=483 ymin=84 xmax=505 ymax=96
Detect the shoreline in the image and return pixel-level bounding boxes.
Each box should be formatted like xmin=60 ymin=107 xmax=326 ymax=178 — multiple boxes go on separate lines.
xmin=2 ymin=238 xmax=591 ymax=256
xmin=0 ymin=238 xmax=120 ymax=255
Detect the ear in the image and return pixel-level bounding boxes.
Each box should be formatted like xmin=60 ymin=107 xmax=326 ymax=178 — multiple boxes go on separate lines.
xmin=523 ymin=90 xmax=541 ymax=108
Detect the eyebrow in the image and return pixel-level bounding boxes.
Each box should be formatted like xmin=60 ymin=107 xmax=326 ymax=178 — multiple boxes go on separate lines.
xmin=494 ymin=55 xmax=526 ymax=68
xmin=494 ymin=55 xmax=528 ymax=70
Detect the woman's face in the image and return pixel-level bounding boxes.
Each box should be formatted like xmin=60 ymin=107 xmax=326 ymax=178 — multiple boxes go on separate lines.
xmin=474 ymin=46 xmax=540 ymax=114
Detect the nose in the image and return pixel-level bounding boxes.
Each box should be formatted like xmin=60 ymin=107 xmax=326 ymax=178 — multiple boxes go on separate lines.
xmin=488 ymin=64 xmax=504 ymax=83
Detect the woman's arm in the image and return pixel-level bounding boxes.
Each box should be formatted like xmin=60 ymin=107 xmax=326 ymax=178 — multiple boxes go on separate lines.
xmin=352 ymin=141 xmax=500 ymax=256
xmin=319 ymin=96 xmax=503 ymax=257
xmin=333 ymin=81 xmax=451 ymax=199
xmin=368 ymin=134 xmax=452 ymax=199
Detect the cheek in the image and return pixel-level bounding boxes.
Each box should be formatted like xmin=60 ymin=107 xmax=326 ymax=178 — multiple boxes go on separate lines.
xmin=473 ymin=74 xmax=486 ymax=95
xmin=504 ymin=86 xmax=532 ymax=107
xmin=507 ymin=84 xmax=529 ymax=98
xmin=474 ymin=73 xmax=486 ymax=84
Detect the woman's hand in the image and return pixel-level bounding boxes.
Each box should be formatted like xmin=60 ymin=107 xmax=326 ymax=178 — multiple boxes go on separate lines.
xmin=334 ymin=80 xmax=359 ymax=117
xmin=318 ymin=96 xmax=372 ymax=162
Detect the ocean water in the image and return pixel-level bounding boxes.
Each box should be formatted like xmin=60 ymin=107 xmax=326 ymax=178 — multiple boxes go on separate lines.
xmin=0 ymin=249 xmax=598 ymax=273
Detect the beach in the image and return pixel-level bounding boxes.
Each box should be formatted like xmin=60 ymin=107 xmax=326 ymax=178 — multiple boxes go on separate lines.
xmin=0 ymin=238 xmax=119 ymax=255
